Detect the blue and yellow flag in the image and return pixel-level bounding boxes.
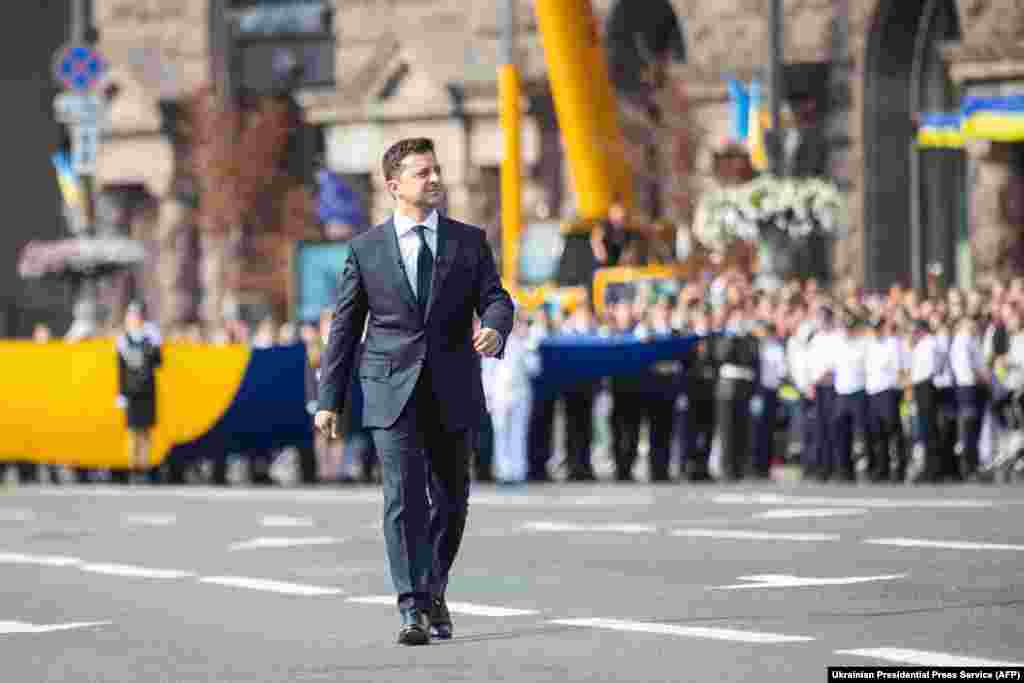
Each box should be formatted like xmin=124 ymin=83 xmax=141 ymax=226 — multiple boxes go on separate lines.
xmin=51 ymin=151 xmax=84 ymax=212
xmin=961 ymin=95 xmax=1024 ymax=142
xmin=916 ymin=113 xmax=964 ymax=149
xmin=747 ymin=80 xmax=771 ymax=171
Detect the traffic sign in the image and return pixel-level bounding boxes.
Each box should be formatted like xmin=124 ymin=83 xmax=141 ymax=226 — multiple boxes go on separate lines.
xmin=53 ymin=43 xmax=108 ymax=91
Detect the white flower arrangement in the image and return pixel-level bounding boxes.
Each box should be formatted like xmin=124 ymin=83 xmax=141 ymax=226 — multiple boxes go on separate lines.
xmin=694 ymin=175 xmax=845 ymax=252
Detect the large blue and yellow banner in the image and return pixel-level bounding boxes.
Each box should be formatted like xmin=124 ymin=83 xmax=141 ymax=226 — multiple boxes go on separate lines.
xmin=0 ymin=341 xmax=312 ymax=469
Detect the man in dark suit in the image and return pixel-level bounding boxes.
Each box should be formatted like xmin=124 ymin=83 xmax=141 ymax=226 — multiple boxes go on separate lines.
xmin=315 ymin=138 xmax=514 ymax=646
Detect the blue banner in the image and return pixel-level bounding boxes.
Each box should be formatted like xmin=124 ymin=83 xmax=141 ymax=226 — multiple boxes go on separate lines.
xmin=317 ymin=169 xmax=367 ymax=227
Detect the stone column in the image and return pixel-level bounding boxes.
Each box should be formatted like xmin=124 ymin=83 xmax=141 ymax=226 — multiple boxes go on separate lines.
xmin=967 ymin=140 xmax=1024 ymax=281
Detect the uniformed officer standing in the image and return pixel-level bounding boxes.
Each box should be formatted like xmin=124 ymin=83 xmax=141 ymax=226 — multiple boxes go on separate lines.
xmin=635 ymin=295 xmax=682 ymax=482
xmin=608 ymin=300 xmax=644 ymax=481
xmin=680 ymin=303 xmax=717 ymax=482
xmin=865 ymin=316 xmax=907 ymax=482
xmin=560 ymin=303 xmax=599 ymax=481
xmin=787 ymin=315 xmax=818 ymax=479
xmin=807 ymin=306 xmax=839 ymax=481
xmin=116 ymin=302 xmax=163 ymax=477
xmin=831 ymin=312 xmax=868 ymax=482
xmin=949 ymin=314 xmax=989 ymax=480
xmin=910 ymin=319 xmax=942 ymax=482
xmin=526 ymin=304 xmax=559 ymax=482
xmin=931 ymin=312 xmax=959 ymax=480
xmin=751 ymin=321 xmax=786 ymax=479
xmin=713 ymin=312 xmax=759 ymax=480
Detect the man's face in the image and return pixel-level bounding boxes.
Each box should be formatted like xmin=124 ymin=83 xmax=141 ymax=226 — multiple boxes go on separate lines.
xmin=389 ymin=152 xmax=445 ymax=211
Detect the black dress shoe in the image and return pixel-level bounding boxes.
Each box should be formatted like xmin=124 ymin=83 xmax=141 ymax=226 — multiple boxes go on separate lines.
xmin=398 ymin=608 xmax=430 ymax=646
xmin=429 ymin=596 xmax=453 ymax=640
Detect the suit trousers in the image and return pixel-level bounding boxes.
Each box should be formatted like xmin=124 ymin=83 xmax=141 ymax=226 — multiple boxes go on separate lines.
xmin=562 ymin=386 xmax=595 ymax=480
xmin=813 ymin=386 xmax=836 ymax=476
xmin=683 ymin=383 xmax=715 ymax=478
xmin=751 ymin=388 xmax=779 ymax=477
xmin=867 ymin=389 xmax=905 ymax=480
xmin=955 ymin=385 xmax=986 ymax=476
xmin=832 ymin=391 xmax=867 ymax=480
xmin=913 ymin=381 xmax=940 ymax=480
xmin=370 ymin=365 xmax=472 ymax=612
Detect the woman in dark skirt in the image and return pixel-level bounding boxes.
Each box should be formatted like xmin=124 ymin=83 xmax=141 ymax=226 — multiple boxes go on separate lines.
xmin=117 ymin=302 xmax=163 ymax=473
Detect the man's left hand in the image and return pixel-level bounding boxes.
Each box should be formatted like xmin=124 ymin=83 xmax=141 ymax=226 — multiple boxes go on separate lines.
xmin=473 ymin=327 xmax=502 ymax=357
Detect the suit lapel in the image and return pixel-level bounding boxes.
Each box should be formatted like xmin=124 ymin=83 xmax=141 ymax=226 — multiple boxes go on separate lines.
xmin=425 ymin=216 xmax=458 ymax=323
xmin=382 ymin=218 xmax=419 ymax=315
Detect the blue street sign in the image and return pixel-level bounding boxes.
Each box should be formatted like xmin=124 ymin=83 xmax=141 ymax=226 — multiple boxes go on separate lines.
xmin=53 ymin=44 xmax=108 ymax=91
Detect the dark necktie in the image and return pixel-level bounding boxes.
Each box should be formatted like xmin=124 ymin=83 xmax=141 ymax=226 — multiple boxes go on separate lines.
xmin=415 ymin=225 xmax=433 ymax=315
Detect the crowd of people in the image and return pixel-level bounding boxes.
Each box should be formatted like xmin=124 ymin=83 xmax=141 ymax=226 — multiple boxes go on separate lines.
xmin=6 ymin=270 xmax=1024 ymax=487
xmin=486 ymin=269 xmax=1024 ymax=486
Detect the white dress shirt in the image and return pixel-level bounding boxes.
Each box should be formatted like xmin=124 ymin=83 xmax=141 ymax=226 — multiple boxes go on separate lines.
xmin=911 ymin=334 xmax=941 ymax=385
xmin=932 ymin=332 xmax=954 ymax=389
xmin=865 ymin=335 xmax=903 ymax=395
xmin=950 ymin=331 xmax=984 ymax=387
xmin=759 ymin=337 xmax=786 ymax=390
xmin=833 ymin=333 xmax=867 ymax=395
xmin=393 ymin=209 xmax=439 ymax=298
xmin=808 ymin=329 xmax=839 ymax=386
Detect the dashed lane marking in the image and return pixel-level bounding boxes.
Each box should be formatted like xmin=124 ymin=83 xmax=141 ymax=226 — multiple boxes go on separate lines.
xmin=0 ymin=621 xmax=111 ymax=635
xmin=864 ymin=537 xmax=1024 ymax=552
xmin=711 ymin=573 xmax=907 ymax=590
xmin=522 ymin=522 xmax=658 ymax=534
xmin=260 ymin=516 xmax=315 ymax=528
xmin=198 ymin=576 xmax=345 ymax=596
xmin=227 ymin=536 xmax=346 ymax=551
xmin=78 ymin=563 xmax=195 ymax=580
xmin=752 ymin=508 xmax=867 ymax=519
xmin=550 ymin=618 xmax=815 ymax=644
xmin=123 ymin=514 xmax=177 ymax=527
xmin=0 ymin=509 xmax=36 ymax=522
xmin=346 ymin=595 xmax=538 ymax=617
xmin=712 ymin=493 xmax=998 ymax=509
xmin=0 ymin=553 xmax=81 ymax=567
xmin=671 ymin=529 xmax=840 ymax=542
xmin=835 ymin=648 xmax=1024 ymax=667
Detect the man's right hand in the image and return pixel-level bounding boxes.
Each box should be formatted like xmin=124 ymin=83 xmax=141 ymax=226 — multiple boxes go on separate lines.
xmin=314 ymin=410 xmax=339 ymax=439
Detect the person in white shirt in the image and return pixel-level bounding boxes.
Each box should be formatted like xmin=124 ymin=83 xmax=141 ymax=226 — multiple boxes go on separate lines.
xmin=909 ymin=319 xmax=942 ymax=482
xmin=830 ymin=312 xmax=868 ymax=482
xmin=807 ymin=305 xmax=839 ymax=480
xmin=950 ymin=314 xmax=989 ymax=479
xmin=930 ymin=311 xmax=959 ymax=480
xmin=865 ymin=316 xmax=907 ymax=482
xmin=489 ymin=310 xmax=537 ymax=484
xmin=751 ymin=321 xmax=786 ymax=478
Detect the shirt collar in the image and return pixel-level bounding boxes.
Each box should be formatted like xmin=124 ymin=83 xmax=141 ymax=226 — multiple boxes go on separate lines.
xmin=394 ymin=209 xmax=439 ymax=237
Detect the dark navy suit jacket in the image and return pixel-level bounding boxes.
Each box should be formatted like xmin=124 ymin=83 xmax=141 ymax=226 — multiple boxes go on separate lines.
xmin=318 ymin=215 xmax=515 ymax=431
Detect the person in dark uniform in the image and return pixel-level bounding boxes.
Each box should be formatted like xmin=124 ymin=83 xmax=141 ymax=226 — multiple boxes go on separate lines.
xmin=560 ymin=302 xmax=599 ymax=481
xmin=865 ymin=316 xmax=908 ymax=482
xmin=751 ymin=320 xmax=785 ymax=479
xmin=608 ymin=299 xmax=644 ymax=481
xmin=713 ymin=313 xmax=759 ymax=480
xmin=910 ymin=318 xmax=942 ymax=483
xmin=680 ymin=303 xmax=717 ymax=482
xmin=116 ymin=302 xmax=163 ymax=477
xmin=635 ymin=295 xmax=682 ymax=482
xmin=807 ymin=305 xmax=838 ymax=480
xmin=526 ymin=304 xmax=559 ymax=482
xmin=831 ymin=311 xmax=868 ymax=483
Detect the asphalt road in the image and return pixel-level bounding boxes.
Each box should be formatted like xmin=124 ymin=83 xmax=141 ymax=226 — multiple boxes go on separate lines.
xmin=1 ymin=481 xmax=1022 ymax=682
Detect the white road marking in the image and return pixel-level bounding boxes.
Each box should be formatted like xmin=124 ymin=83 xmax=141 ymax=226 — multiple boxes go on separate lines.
xmin=753 ymin=508 xmax=867 ymax=520
xmin=0 ymin=509 xmax=36 ymax=522
xmin=227 ymin=536 xmax=346 ymax=551
xmin=0 ymin=553 xmax=82 ymax=568
xmin=835 ymin=647 xmax=1024 ymax=667
xmin=671 ymin=529 xmax=840 ymax=542
xmin=79 ymin=563 xmax=195 ymax=580
xmin=551 ymin=618 xmax=814 ymax=644
xmin=711 ymin=573 xmax=907 ymax=590
xmin=123 ymin=514 xmax=177 ymax=527
xmin=864 ymin=537 xmax=1024 ymax=552
xmin=0 ymin=621 xmax=111 ymax=635
xmin=346 ymin=595 xmax=537 ymax=617
xmin=199 ymin=576 xmax=344 ymax=597
xmin=713 ymin=493 xmax=996 ymax=509
xmin=260 ymin=515 xmax=315 ymax=528
xmin=523 ymin=522 xmax=658 ymax=534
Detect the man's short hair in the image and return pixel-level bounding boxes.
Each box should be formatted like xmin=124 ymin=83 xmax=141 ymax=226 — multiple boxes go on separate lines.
xmin=382 ymin=138 xmax=436 ymax=181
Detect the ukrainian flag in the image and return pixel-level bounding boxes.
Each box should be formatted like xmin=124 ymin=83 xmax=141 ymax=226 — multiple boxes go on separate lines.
xmin=961 ymin=95 xmax=1024 ymax=142
xmin=916 ymin=113 xmax=964 ymax=149
xmin=747 ymin=80 xmax=772 ymax=172
xmin=51 ymin=151 xmax=84 ymax=213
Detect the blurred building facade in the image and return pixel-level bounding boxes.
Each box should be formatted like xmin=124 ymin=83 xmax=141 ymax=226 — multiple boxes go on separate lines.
xmin=81 ymin=0 xmax=1024 ymax=330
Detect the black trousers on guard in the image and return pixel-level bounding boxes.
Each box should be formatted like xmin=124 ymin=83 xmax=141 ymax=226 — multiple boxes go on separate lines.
xmin=955 ymin=385 xmax=986 ymax=477
xmin=832 ymin=391 xmax=867 ymax=481
xmin=867 ymin=389 xmax=905 ymax=481
xmin=913 ymin=381 xmax=940 ymax=481
xmin=714 ymin=378 xmax=755 ymax=480
xmin=369 ymin=366 xmax=471 ymax=612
